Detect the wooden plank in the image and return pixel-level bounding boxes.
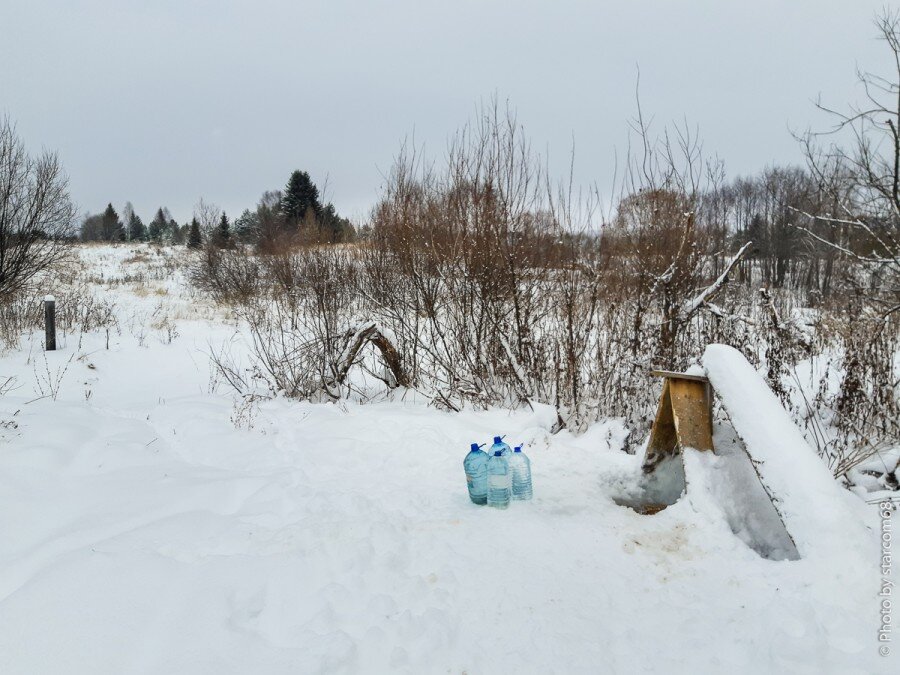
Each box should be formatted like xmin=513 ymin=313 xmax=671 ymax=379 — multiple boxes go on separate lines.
xmin=650 ymin=369 xmax=709 ymax=383
xmin=668 ymin=379 xmax=714 ymax=452
xmin=633 ymin=373 xmax=715 ymax=514
xmin=641 ymin=374 xmax=714 ymax=475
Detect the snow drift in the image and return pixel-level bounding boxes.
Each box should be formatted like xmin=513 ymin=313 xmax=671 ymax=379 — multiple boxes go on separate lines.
xmin=702 ymin=344 xmax=872 ymax=560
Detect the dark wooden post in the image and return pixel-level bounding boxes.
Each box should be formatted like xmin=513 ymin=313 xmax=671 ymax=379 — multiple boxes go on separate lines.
xmin=44 ymin=295 xmax=56 ymax=351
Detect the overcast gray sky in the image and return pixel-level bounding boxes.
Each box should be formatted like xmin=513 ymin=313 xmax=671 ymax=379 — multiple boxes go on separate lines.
xmin=1 ymin=0 xmax=893 ymax=224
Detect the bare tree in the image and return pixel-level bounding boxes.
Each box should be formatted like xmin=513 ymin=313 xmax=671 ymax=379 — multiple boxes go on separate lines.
xmin=791 ymin=10 xmax=900 ymax=471
xmin=0 ymin=117 xmax=76 ymax=302
xmin=194 ymin=198 xmax=222 ymax=235
xmin=121 ymin=201 xmax=134 ymax=242
xmin=615 ymin=88 xmax=751 ymax=366
xmin=795 ymin=9 xmax=900 ymax=317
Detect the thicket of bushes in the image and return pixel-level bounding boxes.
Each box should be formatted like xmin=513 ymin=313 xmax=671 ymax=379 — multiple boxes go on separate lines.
xmin=191 ymin=104 xmax=898 ymax=481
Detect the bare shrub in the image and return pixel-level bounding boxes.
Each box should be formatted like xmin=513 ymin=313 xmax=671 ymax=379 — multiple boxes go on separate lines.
xmin=32 ymin=347 xmax=79 ymax=401
xmin=204 ymin=244 xmax=376 ymax=400
xmin=361 ymin=105 xmax=562 ymax=412
xmin=196 ymin=102 xmax=757 ymax=442
xmin=786 ymin=9 xmax=900 ymax=474
xmin=189 ymin=243 xmax=261 ymax=305
xmin=189 ymin=94 xmax=895 ymax=481
xmin=0 ymin=117 xmax=76 ymax=303
xmin=806 ymin=291 xmax=900 ymax=475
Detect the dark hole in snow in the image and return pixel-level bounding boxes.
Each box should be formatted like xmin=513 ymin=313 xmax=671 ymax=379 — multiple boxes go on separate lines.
xmin=612 ymin=454 xmax=686 ymax=515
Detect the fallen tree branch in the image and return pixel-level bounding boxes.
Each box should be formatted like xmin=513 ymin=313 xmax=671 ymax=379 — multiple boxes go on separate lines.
xmin=324 ymin=321 xmax=410 ymax=398
xmin=680 ymin=241 xmax=752 ymax=320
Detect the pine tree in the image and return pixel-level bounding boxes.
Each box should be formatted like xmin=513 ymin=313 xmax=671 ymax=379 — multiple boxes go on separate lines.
xmin=187 ymin=217 xmax=202 ymax=248
xmin=216 ymin=212 xmax=231 ymax=247
xmin=233 ymin=209 xmax=258 ymax=241
xmin=319 ymin=202 xmax=354 ymax=243
xmin=128 ymin=213 xmax=146 ymax=241
xmin=148 ymin=208 xmax=169 ymax=242
xmin=281 ymin=170 xmax=321 ymax=226
xmin=171 ymin=222 xmax=186 ymax=245
xmin=101 ymin=203 xmax=125 ymax=241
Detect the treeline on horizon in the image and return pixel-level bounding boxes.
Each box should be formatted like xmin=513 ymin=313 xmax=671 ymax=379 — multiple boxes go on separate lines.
xmin=77 ymin=159 xmax=892 ymax=298
xmin=78 ymin=169 xmax=355 ymax=250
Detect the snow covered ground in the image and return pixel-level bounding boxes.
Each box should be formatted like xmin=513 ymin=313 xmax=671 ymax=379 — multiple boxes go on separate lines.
xmin=0 ymin=245 xmax=893 ymax=674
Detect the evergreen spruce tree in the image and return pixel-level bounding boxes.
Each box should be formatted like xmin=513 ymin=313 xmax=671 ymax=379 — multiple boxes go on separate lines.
xmin=128 ymin=213 xmax=146 ymax=242
xmin=320 ymin=203 xmax=353 ymax=242
xmin=148 ymin=208 xmax=168 ymax=242
xmin=281 ymin=170 xmax=321 ymax=226
xmin=233 ymin=209 xmax=258 ymax=242
xmin=101 ymin=203 xmax=125 ymax=241
xmin=187 ymin=218 xmax=202 ymax=248
xmin=216 ymin=212 xmax=231 ymax=247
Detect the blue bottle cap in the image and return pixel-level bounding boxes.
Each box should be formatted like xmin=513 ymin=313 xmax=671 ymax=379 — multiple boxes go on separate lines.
xmin=493 ymin=436 xmax=502 ymax=444
xmin=514 ymin=446 xmax=522 ymax=452
xmin=470 ymin=443 xmax=480 ymax=452
xmin=494 ymin=451 xmax=502 ymax=457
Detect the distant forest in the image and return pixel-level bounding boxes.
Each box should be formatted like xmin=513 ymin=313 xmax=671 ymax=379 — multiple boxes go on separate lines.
xmin=79 ymin=169 xmax=355 ymax=249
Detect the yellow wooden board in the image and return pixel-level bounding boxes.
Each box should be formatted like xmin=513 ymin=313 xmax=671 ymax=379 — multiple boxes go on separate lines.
xmin=642 ymin=374 xmax=713 ymax=475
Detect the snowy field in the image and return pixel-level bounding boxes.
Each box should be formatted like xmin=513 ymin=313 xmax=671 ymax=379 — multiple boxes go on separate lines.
xmin=0 ymin=245 xmax=893 ymax=674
